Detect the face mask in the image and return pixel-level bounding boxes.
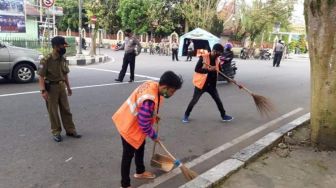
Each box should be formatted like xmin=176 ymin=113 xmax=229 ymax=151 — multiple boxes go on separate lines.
xmin=59 ymin=48 xmax=66 ymax=56
xmin=162 ymin=89 xmax=170 ymax=98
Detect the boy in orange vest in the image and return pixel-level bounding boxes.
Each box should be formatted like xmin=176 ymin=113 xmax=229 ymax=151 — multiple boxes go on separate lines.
xmin=112 ymin=71 xmax=183 ymax=188
xmin=182 ymin=43 xmax=233 ymax=123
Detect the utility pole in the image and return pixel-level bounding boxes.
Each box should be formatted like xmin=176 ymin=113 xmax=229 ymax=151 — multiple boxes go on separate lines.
xmin=78 ymin=0 xmax=83 ymax=54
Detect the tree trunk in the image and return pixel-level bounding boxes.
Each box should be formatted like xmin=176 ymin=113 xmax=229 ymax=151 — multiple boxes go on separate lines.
xmin=305 ymin=0 xmax=336 ymax=149
xmin=89 ymin=30 xmax=97 ymax=56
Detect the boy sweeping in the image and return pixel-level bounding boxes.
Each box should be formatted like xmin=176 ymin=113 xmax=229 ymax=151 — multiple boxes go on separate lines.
xmin=112 ymin=71 xmax=183 ymax=188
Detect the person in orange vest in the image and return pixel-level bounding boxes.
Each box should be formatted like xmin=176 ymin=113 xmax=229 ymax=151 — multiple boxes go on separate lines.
xmin=112 ymin=71 xmax=183 ymax=188
xmin=182 ymin=43 xmax=233 ymax=123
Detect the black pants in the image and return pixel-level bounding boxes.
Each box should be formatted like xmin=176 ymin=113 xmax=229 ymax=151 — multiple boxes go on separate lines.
xmin=273 ymin=52 xmax=283 ymax=67
xmin=184 ymin=86 xmax=226 ymax=118
xmin=186 ymin=50 xmax=193 ymax=61
xmin=118 ymin=52 xmax=136 ymax=81
xmin=121 ymin=136 xmax=145 ymax=187
xmin=172 ymin=48 xmax=179 ymax=61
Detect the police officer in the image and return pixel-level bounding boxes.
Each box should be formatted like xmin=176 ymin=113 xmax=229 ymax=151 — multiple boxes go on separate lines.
xmin=115 ymin=29 xmax=142 ymax=83
xmin=38 ymin=36 xmax=81 ymax=142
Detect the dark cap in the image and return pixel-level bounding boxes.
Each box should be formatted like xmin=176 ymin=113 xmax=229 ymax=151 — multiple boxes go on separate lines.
xmin=51 ymin=36 xmax=69 ymax=47
xmin=212 ymin=43 xmax=224 ymax=52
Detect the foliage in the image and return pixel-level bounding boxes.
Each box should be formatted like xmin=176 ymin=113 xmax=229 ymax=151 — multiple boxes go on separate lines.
xmin=55 ymin=0 xmax=88 ymax=31
xmin=234 ymin=0 xmax=296 ymax=45
xmin=179 ymin=0 xmax=219 ymax=32
xmin=209 ymin=15 xmax=224 ymax=36
xmin=146 ymin=0 xmax=184 ymax=35
xmin=117 ymin=0 xmax=150 ymax=34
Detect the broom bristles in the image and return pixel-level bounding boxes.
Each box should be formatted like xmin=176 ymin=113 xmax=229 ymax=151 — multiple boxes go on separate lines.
xmin=180 ymin=165 xmax=198 ymax=181
xmin=251 ymin=93 xmax=274 ymax=116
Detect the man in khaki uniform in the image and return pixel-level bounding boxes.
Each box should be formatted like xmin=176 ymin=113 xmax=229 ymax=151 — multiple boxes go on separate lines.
xmin=38 ymin=36 xmax=81 ymax=142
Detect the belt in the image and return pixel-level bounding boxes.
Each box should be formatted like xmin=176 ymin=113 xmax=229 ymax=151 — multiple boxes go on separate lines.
xmin=49 ymin=80 xmax=64 ymax=85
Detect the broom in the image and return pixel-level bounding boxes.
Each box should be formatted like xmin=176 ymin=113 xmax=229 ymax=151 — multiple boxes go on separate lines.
xmin=158 ymin=140 xmax=198 ymax=181
xmin=204 ymin=62 xmax=274 ymax=116
xmin=218 ymin=69 xmax=274 ymax=116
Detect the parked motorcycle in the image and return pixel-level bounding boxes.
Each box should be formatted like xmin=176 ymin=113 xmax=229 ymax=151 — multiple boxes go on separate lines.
xmin=240 ymin=47 xmax=248 ymax=59
xmin=260 ymin=49 xmax=271 ymax=60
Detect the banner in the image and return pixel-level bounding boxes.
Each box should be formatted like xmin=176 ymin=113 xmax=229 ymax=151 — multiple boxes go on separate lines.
xmin=0 ymin=0 xmax=26 ymax=33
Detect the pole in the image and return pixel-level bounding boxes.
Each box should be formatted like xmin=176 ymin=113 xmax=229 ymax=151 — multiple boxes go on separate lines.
xmin=78 ymin=0 xmax=82 ymax=54
xmin=52 ymin=5 xmax=56 ymax=37
xmin=39 ymin=0 xmax=43 ymax=22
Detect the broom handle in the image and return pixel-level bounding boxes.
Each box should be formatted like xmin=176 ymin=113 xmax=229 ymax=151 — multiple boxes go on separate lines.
xmin=152 ymin=121 xmax=160 ymax=157
xmin=158 ymin=140 xmax=177 ymax=161
xmin=203 ymin=62 xmax=253 ymax=95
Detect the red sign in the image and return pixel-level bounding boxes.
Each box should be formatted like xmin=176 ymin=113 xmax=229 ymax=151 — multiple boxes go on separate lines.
xmin=43 ymin=0 xmax=54 ymax=8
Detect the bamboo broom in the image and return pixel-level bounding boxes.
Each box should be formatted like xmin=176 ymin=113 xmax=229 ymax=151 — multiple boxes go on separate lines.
xmin=203 ymin=62 xmax=274 ymax=116
xmin=217 ymin=68 xmax=274 ymax=116
xmin=158 ymin=140 xmax=198 ymax=181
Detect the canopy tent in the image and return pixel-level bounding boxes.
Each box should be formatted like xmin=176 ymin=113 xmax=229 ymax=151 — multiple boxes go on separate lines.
xmin=178 ymin=28 xmax=221 ymax=56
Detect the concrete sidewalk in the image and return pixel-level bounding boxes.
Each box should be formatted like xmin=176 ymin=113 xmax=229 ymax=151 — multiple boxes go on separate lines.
xmin=66 ymin=48 xmax=110 ymax=65
xmin=179 ymin=113 xmax=311 ymax=188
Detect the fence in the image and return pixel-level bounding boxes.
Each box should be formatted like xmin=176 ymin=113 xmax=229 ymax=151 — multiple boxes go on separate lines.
xmin=0 ymin=36 xmax=76 ymax=56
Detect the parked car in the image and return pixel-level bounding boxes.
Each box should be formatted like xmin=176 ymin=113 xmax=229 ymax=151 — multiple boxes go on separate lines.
xmin=0 ymin=41 xmax=42 ymax=83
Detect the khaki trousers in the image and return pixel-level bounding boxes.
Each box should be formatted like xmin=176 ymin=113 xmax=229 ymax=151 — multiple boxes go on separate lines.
xmin=46 ymin=83 xmax=76 ymax=135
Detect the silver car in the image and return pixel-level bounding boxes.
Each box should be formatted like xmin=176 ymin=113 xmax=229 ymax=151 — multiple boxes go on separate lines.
xmin=0 ymin=41 xmax=42 ymax=83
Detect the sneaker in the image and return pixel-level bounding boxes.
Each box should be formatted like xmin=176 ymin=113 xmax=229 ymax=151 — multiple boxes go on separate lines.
xmin=182 ymin=116 xmax=189 ymax=123
xmin=128 ymin=79 xmax=134 ymax=83
xmin=115 ymin=79 xmax=123 ymax=82
xmin=53 ymin=134 xmax=62 ymax=142
xmin=66 ymin=132 xmax=82 ymax=138
xmin=222 ymin=115 xmax=233 ymax=122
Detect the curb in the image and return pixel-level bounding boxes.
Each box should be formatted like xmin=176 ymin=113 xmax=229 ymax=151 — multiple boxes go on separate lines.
xmin=179 ymin=113 xmax=310 ymax=188
xmin=66 ymin=55 xmax=109 ymax=66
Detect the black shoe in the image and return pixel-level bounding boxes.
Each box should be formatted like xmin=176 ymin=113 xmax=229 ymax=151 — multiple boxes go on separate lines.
xmin=128 ymin=79 xmax=134 ymax=83
xmin=115 ymin=79 xmax=123 ymax=82
xmin=53 ymin=134 xmax=62 ymax=142
xmin=66 ymin=132 xmax=82 ymax=138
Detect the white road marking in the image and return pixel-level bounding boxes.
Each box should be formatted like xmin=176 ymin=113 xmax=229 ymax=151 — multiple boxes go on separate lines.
xmin=138 ymin=107 xmax=303 ymax=188
xmin=0 ymin=80 xmax=148 ymax=98
xmin=73 ymin=67 xmax=160 ymax=80
xmin=65 ymin=157 xmax=73 ymax=162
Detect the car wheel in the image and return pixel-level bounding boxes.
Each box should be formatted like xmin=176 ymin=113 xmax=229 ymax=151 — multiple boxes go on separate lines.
xmin=13 ymin=64 xmax=35 ymax=83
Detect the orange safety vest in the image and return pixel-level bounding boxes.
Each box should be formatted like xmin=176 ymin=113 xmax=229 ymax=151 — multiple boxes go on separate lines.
xmin=112 ymin=81 xmax=163 ymax=149
xmin=192 ymin=53 xmax=220 ymax=89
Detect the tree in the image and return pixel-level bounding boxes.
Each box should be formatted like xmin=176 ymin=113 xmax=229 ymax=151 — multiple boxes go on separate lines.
xmin=117 ymin=0 xmax=150 ymax=34
xmin=234 ymin=0 xmax=295 ymax=46
xmin=85 ymin=0 xmax=121 ymax=55
xmin=55 ymin=0 xmax=81 ymax=31
xmin=304 ymin=0 xmax=336 ymax=149
xmin=179 ymin=0 xmax=219 ymax=32
xmin=146 ymin=0 xmax=184 ymax=35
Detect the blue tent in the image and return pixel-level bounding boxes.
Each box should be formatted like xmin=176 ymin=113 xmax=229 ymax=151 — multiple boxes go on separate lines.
xmin=178 ymin=28 xmax=221 ymax=56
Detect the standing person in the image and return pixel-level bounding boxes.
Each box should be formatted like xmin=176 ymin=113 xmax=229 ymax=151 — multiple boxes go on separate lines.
xmin=186 ymin=40 xmax=194 ymax=61
xmin=115 ymin=29 xmax=142 ymax=83
xmin=38 ymin=36 xmax=81 ymax=142
xmin=149 ymin=39 xmax=154 ymax=55
xmin=182 ymin=43 xmax=233 ymax=123
xmin=171 ymin=38 xmax=179 ymax=61
xmin=273 ymin=40 xmax=285 ymax=67
xmin=112 ymin=71 xmax=183 ymax=188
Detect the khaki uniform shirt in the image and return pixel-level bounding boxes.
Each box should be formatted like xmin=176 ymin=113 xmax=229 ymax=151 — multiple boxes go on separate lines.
xmin=37 ymin=52 xmax=69 ymax=81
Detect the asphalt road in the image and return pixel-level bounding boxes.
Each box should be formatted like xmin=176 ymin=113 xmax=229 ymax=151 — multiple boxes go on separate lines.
xmin=0 ymin=49 xmax=310 ymax=188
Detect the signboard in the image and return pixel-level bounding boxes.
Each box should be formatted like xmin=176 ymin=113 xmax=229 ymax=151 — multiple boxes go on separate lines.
xmin=43 ymin=0 xmax=54 ymax=8
xmin=0 ymin=0 xmax=26 ymax=33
